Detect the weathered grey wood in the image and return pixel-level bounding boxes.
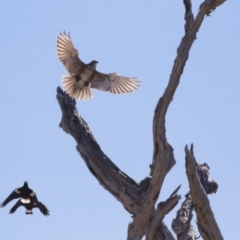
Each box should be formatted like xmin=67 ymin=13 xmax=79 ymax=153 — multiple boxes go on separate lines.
xmin=196 ymin=163 xmax=218 ymax=195
xmin=56 ymin=70 xmax=179 ymax=240
xmin=172 ymin=193 xmax=196 ymax=240
xmin=156 ymin=223 xmax=176 ymax=240
xmin=172 ymin=145 xmax=219 ymax=240
xmin=56 ymin=87 xmax=175 ymax=238
xmin=146 ymin=185 xmax=181 ymax=240
xmin=127 ymin=0 xmax=226 ymax=239
xmin=183 ymin=0 xmax=194 ymax=32
xmin=185 ymin=145 xmax=224 ymax=240
xmin=190 ymin=144 xmax=218 ymax=195
xmin=57 ymin=87 xmax=143 ymax=215
xmin=199 ymin=0 xmax=226 ymax=16
xmin=57 ymin=0 xmax=226 ymax=239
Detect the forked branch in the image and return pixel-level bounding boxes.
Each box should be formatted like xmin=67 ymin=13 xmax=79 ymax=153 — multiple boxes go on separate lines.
xmin=56 ymin=0 xmax=226 ymax=239
xmin=127 ymin=0 xmax=226 ymax=239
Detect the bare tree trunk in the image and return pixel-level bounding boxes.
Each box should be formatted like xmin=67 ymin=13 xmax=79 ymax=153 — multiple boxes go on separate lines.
xmin=56 ymin=0 xmax=226 ymax=239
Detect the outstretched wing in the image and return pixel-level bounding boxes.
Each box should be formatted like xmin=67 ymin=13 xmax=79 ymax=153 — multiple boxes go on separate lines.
xmin=37 ymin=201 xmax=50 ymax=216
xmin=9 ymin=200 xmax=22 ymax=214
xmin=29 ymin=190 xmax=39 ymax=203
xmin=90 ymin=71 xmax=140 ymax=94
xmin=57 ymin=31 xmax=85 ymax=74
xmin=0 ymin=189 xmax=22 ymax=207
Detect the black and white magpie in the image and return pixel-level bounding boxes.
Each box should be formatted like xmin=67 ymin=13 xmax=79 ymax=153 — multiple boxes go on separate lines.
xmin=0 ymin=181 xmax=50 ymax=216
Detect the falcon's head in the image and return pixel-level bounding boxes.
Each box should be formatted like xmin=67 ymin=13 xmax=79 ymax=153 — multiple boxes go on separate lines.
xmin=88 ymin=60 xmax=98 ymax=69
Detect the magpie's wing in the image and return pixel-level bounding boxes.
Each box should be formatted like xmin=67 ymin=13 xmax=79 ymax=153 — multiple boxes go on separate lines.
xmin=57 ymin=31 xmax=85 ymax=74
xmin=90 ymin=70 xmax=140 ymax=94
xmin=29 ymin=190 xmax=39 ymax=203
xmin=37 ymin=201 xmax=50 ymax=216
xmin=0 ymin=189 xmax=22 ymax=207
xmin=9 ymin=200 xmax=22 ymax=214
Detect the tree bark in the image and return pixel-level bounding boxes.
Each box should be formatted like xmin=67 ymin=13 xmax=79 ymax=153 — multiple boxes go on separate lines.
xmin=185 ymin=145 xmax=223 ymax=240
xmin=127 ymin=0 xmax=226 ymax=238
xmin=56 ymin=87 xmax=178 ymax=239
xmin=146 ymin=185 xmax=181 ymax=240
xmin=56 ymin=0 xmax=226 ymax=239
xmin=172 ymin=145 xmax=219 ymax=239
xmin=57 ymin=87 xmax=143 ymax=215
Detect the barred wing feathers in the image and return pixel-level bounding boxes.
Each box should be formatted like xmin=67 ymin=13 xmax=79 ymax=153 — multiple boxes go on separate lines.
xmin=57 ymin=31 xmax=84 ymax=74
xmin=90 ymin=71 xmax=140 ymax=94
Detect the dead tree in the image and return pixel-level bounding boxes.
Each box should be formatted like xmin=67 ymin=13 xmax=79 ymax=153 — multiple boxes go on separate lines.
xmin=56 ymin=0 xmax=226 ymax=239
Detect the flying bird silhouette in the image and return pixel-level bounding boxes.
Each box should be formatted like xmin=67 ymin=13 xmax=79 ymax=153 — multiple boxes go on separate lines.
xmin=9 ymin=199 xmax=50 ymax=216
xmin=57 ymin=31 xmax=140 ymax=100
xmin=0 ymin=181 xmax=50 ymax=216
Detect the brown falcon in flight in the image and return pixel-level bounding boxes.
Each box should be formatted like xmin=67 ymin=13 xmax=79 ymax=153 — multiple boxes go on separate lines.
xmin=57 ymin=31 xmax=140 ymax=100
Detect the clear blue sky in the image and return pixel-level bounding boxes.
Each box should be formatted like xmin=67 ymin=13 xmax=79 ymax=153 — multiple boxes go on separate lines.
xmin=0 ymin=0 xmax=239 ymax=239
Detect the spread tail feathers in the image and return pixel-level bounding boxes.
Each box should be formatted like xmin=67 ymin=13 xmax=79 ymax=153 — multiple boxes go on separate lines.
xmin=26 ymin=210 xmax=33 ymax=214
xmin=62 ymin=75 xmax=93 ymax=100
